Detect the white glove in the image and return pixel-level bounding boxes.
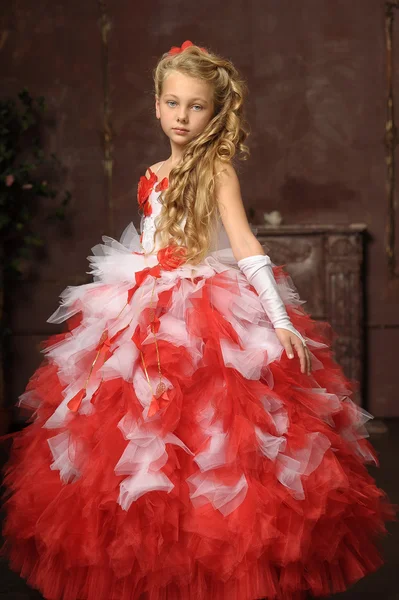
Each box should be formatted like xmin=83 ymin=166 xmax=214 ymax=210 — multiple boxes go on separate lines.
xmin=237 ymin=254 xmax=306 ymax=345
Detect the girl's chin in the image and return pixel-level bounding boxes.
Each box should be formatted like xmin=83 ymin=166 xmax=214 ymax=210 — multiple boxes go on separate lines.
xmin=169 ymin=136 xmax=191 ymax=145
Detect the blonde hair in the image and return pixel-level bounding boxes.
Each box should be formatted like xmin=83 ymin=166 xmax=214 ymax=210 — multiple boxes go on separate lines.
xmin=152 ymin=43 xmax=250 ymax=265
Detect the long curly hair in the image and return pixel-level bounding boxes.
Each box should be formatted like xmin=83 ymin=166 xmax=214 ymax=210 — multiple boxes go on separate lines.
xmin=152 ymin=43 xmax=250 ymax=265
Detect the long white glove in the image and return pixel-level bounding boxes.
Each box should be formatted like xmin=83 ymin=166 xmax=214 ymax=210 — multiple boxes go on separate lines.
xmin=237 ymin=254 xmax=306 ymax=345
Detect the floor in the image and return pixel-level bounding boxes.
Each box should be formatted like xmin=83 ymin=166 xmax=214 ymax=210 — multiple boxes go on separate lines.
xmin=0 ymin=419 xmax=398 ymax=599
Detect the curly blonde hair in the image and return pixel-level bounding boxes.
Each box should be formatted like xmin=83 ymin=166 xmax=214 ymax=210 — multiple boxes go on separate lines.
xmin=152 ymin=43 xmax=250 ymax=265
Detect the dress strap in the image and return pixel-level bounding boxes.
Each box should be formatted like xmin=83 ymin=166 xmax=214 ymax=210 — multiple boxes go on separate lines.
xmin=155 ymin=161 xmax=164 ymax=174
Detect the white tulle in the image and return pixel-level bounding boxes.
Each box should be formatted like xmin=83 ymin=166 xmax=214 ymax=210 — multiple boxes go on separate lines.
xmin=47 ymin=431 xmax=81 ymax=483
xmin=255 ymin=427 xmax=287 ymax=460
xmin=187 ymin=403 xmax=248 ymax=516
xmin=115 ymin=414 xmax=194 ymax=511
xmin=194 ymin=403 xmax=230 ymax=472
xmin=187 ymin=471 xmax=249 ymax=517
xmin=275 ymin=432 xmax=332 ymax=499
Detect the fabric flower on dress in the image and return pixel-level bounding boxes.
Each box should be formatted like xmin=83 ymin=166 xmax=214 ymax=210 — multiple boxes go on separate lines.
xmin=157 ymin=244 xmax=187 ymax=270
xmin=137 ymin=169 xmax=157 ymax=216
xmin=155 ymin=176 xmax=168 ymax=193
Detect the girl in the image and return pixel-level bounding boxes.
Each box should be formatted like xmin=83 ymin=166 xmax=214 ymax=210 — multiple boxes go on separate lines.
xmin=1 ymin=40 xmax=395 ymax=600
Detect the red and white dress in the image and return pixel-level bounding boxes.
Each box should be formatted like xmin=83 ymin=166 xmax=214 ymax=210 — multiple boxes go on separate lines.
xmin=1 ymin=164 xmax=395 ymax=600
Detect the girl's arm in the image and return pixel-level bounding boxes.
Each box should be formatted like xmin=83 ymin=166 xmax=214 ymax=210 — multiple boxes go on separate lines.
xmin=215 ymin=162 xmax=311 ymax=375
xmin=214 ymin=162 xmax=264 ymax=261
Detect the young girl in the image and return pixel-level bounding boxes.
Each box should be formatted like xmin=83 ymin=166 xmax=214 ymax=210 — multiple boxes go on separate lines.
xmin=1 ymin=40 xmax=395 ymax=600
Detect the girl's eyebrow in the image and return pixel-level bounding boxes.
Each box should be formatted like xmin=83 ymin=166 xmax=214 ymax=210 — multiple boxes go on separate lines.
xmin=164 ymin=93 xmax=209 ymax=104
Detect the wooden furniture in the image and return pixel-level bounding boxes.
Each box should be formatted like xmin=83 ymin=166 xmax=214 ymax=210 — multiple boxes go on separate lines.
xmin=253 ymin=223 xmax=367 ymax=405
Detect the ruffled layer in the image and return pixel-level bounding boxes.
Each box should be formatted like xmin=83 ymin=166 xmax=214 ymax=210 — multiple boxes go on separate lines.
xmin=1 ymin=222 xmax=395 ymax=600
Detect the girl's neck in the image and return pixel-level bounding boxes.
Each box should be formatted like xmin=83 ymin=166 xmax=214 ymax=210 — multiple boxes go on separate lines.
xmin=168 ymin=140 xmax=186 ymax=166
xmin=163 ymin=155 xmax=183 ymax=173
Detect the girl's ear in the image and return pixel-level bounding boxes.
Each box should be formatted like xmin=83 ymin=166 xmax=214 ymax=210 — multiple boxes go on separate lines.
xmin=155 ymin=95 xmax=160 ymax=119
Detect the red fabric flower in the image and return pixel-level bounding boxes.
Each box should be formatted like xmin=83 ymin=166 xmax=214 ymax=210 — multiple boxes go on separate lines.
xmin=155 ymin=177 xmax=169 ymax=193
xmin=137 ymin=168 xmax=157 ymax=216
xmin=168 ymin=40 xmax=208 ymax=56
xmin=157 ymin=245 xmax=187 ymax=270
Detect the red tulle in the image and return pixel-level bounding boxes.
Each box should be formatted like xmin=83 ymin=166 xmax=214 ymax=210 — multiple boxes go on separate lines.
xmin=0 ymin=267 xmax=395 ymax=600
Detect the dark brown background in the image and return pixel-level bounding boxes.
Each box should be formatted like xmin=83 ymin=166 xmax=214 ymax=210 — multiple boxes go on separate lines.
xmin=1 ymin=0 xmax=398 ymax=421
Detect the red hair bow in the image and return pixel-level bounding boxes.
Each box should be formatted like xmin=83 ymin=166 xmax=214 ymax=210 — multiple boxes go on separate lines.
xmin=168 ymin=40 xmax=207 ymax=55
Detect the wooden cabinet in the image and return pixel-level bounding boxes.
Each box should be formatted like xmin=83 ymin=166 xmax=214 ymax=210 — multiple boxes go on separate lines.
xmin=254 ymin=224 xmax=366 ymax=405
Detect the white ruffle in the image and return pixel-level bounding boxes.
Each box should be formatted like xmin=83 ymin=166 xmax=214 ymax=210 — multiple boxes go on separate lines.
xmin=187 ymin=471 xmax=249 ymax=517
xmin=275 ymin=432 xmax=332 ymax=499
xmin=187 ymin=403 xmax=248 ymax=516
xmin=194 ymin=403 xmax=230 ymax=472
xmin=115 ymin=414 xmax=194 ymax=511
xmin=47 ymin=431 xmax=82 ymax=483
xmin=141 ymin=213 xmax=158 ymax=254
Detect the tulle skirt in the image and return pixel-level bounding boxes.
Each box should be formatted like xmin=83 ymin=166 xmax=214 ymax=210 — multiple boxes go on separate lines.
xmin=0 ymin=223 xmax=395 ymax=600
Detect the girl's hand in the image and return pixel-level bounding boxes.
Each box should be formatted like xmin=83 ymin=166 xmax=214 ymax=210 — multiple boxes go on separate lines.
xmin=275 ymin=328 xmax=312 ymax=375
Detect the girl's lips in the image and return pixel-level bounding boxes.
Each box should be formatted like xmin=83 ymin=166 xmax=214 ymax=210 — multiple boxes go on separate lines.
xmin=173 ymin=128 xmax=189 ymax=134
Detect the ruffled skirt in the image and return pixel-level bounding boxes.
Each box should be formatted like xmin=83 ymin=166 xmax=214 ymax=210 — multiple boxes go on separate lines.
xmin=0 ymin=223 xmax=395 ymax=600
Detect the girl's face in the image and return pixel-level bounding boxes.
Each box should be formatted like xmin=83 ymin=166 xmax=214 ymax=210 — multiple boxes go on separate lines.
xmin=156 ymin=71 xmax=215 ymax=147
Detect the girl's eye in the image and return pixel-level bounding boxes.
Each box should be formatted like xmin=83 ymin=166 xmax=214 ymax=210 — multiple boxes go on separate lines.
xmin=166 ymin=101 xmax=202 ymax=111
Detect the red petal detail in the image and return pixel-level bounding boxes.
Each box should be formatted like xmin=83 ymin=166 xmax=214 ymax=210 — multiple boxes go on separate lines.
xmin=148 ymin=395 xmax=160 ymax=417
xmin=148 ymin=264 xmax=162 ymax=278
xmin=151 ymin=315 xmax=161 ymax=334
xmin=109 ymin=325 xmax=130 ymax=345
xmin=158 ymin=390 xmax=171 ymax=409
xmin=90 ymin=389 xmax=100 ymax=405
xmin=135 ymin=268 xmax=150 ymax=287
xmin=137 ymin=169 xmax=157 ymax=211
xmin=155 ymin=177 xmax=168 ymax=192
xmin=131 ymin=324 xmax=142 ymax=350
xmin=67 ymin=389 xmax=86 ymax=412
xmin=97 ymin=329 xmax=109 ymax=348
xmin=91 ymin=345 xmax=112 ymax=378
xmin=148 ymin=391 xmax=171 ymax=417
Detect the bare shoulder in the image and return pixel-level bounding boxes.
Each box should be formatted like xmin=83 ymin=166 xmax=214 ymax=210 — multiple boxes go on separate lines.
xmin=213 ymin=159 xmax=262 ymax=259
xmin=214 ymin=159 xmax=239 ymax=187
xmin=145 ymin=161 xmax=163 ymax=178
xmin=214 ymin=160 xmax=241 ymax=212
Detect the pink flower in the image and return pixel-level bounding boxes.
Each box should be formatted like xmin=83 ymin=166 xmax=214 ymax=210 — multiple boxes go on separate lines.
xmin=5 ymin=174 xmax=15 ymax=187
xmin=22 ymin=183 xmax=33 ymax=190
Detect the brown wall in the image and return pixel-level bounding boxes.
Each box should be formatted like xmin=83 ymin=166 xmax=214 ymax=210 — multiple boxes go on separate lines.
xmin=1 ymin=0 xmax=398 ymax=420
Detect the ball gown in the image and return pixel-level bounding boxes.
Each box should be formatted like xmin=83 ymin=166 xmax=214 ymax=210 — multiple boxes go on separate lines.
xmin=0 ymin=167 xmax=395 ymax=600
